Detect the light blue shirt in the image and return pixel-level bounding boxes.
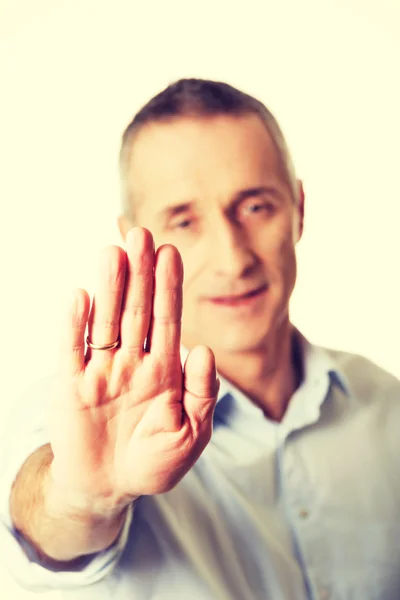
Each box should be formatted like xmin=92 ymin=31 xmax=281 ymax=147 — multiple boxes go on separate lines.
xmin=1 ymin=333 xmax=400 ymax=599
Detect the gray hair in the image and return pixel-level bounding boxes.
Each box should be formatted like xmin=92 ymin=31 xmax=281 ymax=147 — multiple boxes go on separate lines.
xmin=119 ymin=78 xmax=298 ymax=221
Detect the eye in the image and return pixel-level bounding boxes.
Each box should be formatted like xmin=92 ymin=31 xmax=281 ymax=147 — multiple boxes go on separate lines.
xmin=170 ymin=217 xmax=195 ymax=230
xmin=246 ymin=202 xmax=267 ymax=213
xmin=241 ymin=200 xmax=276 ymax=218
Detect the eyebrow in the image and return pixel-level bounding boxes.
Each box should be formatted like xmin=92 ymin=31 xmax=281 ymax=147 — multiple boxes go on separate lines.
xmin=158 ymin=186 xmax=280 ymax=222
xmin=231 ymin=186 xmax=280 ymax=206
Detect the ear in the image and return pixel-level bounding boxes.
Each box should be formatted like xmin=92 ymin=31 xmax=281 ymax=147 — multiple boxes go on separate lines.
xmin=295 ymin=179 xmax=305 ymax=242
xmin=117 ymin=214 xmax=133 ymax=243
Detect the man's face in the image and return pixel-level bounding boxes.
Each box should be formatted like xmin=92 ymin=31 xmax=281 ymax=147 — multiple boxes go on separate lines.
xmin=122 ymin=114 xmax=304 ymax=354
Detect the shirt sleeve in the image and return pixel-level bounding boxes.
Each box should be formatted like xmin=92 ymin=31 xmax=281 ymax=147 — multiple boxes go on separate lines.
xmin=0 ymin=376 xmax=132 ymax=592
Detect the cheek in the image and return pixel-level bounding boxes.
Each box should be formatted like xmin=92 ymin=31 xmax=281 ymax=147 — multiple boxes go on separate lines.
xmin=280 ymin=228 xmax=298 ymax=264
xmin=179 ymin=244 xmax=211 ymax=297
xmin=258 ymin=220 xmax=297 ymax=277
xmin=263 ymin=220 xmax=295 ymax=264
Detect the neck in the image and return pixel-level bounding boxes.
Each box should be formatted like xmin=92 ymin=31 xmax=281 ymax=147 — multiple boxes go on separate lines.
xmin=213 ymin=320 xmax=302 ymax=422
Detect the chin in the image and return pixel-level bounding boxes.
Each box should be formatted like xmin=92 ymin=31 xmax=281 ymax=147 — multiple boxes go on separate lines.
xmin=220 ymin=307 xmax=290 ymax=350
xmin=206 ymin=324 xmax=273 ymax=355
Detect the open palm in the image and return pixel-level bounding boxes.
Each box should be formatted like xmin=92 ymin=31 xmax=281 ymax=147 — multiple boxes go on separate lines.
xmin=50 ymin=228 xmax=218 ymax=514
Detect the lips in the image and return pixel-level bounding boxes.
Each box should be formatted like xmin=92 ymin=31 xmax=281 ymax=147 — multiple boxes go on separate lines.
xmin=207 ymin=284 xmax=268 ymax=305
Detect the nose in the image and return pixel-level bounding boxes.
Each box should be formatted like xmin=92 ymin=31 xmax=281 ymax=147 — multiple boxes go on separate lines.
xmin=208 ymin=217 xmax=257 ymax=278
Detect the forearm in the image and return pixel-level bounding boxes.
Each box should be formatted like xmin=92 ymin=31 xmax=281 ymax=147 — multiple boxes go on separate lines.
xmin=9 ymin=444 xmax=129 ymax=564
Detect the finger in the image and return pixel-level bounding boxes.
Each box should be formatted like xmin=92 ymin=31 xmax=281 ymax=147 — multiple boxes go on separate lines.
xmin=183 ymin=345 xmax=219 ymax=423
xmin=148 ymin=244 xmax=183 ymax=357
xmin=119 ymin=227 xmax=154 ymax=356
xmin=87 ymin=246 xmax=126 ymax=355
xmin=62 ymin=288 xmax=90 ymax=375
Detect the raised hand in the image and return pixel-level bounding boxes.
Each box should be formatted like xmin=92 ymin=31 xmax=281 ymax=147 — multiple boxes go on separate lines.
xmin=49 ymin=227 xmax=218 ymax=515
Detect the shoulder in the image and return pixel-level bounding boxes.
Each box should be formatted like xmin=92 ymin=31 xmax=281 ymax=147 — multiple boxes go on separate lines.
xmin=322 ymin=346 xmax=400 ymax=404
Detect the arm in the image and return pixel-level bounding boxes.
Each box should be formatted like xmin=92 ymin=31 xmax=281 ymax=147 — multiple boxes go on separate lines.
xmin=9 ymin=444 xmax=130 ymax=565
xmin=8 ymin=228 xmax=217 ymax=578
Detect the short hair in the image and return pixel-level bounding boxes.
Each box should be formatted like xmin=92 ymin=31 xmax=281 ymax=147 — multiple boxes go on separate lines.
xmin=119 ymin=78 xmax=298 ymax=220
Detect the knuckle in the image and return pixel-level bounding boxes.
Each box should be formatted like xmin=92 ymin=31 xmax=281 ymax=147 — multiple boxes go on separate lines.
xmin=152 ymin=349 xmax=177 ymax=360
xmin=107 ymin=267 xmax=125 ymax=290
xmin=92 ymin=317 xmax=120 ymax=331
xmin=154 ymin=315 xmax=181 ymax=325
xmin=132 ymin=265 xmax=151 ymax=277
xmin=123 ymin=343 xmax=144 ymax=355
xmin=104 ymin=317 xmax=120 ymax=330
xmin=128 ymin=304 xmax=151 ymax=318
xmin=72 ymin=312 xmax=86 ymax=330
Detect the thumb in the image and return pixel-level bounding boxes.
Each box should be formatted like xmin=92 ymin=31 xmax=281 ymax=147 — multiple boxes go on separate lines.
xmin=183 ymin=345 xmax=219 ymax=425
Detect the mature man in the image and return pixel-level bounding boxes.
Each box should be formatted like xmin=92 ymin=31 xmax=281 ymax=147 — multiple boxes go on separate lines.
xmin=1 ymin=79 xmax=400 ymax=599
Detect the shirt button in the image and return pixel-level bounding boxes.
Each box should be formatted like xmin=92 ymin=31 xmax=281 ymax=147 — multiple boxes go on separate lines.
xmin=298 ymin=508 xmax=309 ymax=519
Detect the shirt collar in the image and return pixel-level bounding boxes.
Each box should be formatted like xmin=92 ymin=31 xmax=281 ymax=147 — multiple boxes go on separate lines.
xmin=296 ymin=330 xmax=351 ymax=398
xmin=180 ymin=330 xmax=351 ymax=407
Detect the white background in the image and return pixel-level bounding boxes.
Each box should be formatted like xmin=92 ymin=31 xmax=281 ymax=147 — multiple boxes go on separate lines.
xmin=0 ymin=0 xmax=399 ymax=597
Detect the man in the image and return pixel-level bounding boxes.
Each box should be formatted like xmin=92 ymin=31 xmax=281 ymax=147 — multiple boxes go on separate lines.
xmin=1 ymin=79 xmax=399 ymax=599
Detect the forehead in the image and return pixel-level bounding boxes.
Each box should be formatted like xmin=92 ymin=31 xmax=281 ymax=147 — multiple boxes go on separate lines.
xmin=127 ymin=114 xmax=285 ymax=217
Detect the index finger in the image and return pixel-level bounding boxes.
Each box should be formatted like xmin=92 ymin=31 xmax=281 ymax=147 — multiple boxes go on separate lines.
xmin=148 ymin=244 xmax=183 ymax=357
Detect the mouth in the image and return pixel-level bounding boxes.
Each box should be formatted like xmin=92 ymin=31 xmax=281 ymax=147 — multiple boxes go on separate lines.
xmin=207 ymin=284 xmax=268 ymax=307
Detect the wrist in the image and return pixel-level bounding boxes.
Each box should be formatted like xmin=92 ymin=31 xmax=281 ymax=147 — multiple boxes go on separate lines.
xmin=45 ymin=461 xmax=137 ymax=523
